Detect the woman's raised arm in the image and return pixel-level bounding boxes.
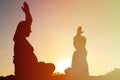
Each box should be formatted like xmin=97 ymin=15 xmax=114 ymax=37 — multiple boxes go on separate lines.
xmin=21 ymin=2 xmax=33 ymax=25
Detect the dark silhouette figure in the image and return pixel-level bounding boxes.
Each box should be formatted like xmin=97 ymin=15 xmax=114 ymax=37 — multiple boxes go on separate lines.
xmin=13 ymin=2 xmax=55 ymax=80
xmin=65 ymin=26 xmax=89 ymax=80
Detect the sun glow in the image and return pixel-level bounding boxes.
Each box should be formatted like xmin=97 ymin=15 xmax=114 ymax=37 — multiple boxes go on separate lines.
xmin=55 ymin=59 xmax=71 ymax=73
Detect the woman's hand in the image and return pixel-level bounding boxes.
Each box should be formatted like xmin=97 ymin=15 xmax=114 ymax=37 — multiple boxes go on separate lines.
xmin=21 ymin=2 xmax=32 ymax=24
xmin=21 ymin=2 xmax=29 ymax=13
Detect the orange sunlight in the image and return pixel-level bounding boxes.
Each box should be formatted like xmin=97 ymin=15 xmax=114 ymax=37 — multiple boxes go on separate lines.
xmin=55 ymin=59 xmax=71 ymax=73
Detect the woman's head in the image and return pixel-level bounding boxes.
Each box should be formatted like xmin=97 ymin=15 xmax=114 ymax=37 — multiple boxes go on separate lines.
xmin=13 ymin=21 xmax=31 ymax=41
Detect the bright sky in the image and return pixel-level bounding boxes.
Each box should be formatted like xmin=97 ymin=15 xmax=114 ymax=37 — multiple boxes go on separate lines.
xmin=0 ymin=0 xmax=120 ymax=76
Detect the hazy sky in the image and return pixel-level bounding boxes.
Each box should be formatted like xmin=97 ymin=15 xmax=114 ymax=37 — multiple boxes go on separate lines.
xmin=0 ymin=0 xmax=120 ymax=76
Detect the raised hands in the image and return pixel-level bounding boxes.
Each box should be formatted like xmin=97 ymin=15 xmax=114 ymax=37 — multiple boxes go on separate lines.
xmin=21 ymin=2 xmax=30 ymax=13
xmin=21 ymin=2 xmax=32 ymax=23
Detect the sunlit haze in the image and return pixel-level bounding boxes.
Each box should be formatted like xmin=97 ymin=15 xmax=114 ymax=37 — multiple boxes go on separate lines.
xmin=0 ymin=0 xmax=120 ymax=76
xmin=55 ymin=58 xmax=71 ymax=73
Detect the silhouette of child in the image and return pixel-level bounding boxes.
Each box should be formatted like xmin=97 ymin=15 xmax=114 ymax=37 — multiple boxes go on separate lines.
xmin=65 ymin=26 xmax=89 ymax=80
xmin=72 ymin=26 xmax=89 ymax=80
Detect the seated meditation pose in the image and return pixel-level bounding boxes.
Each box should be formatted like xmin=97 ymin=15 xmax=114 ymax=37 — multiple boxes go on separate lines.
xmin=13 ymin=2 xmax=55 ymax=80
xmin=65 ymin=26 xmax=89 ymax=80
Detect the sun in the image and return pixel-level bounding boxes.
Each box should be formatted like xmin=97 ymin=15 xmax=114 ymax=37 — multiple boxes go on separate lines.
xmin=55 ymin=59 xmax=71 ymax=73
